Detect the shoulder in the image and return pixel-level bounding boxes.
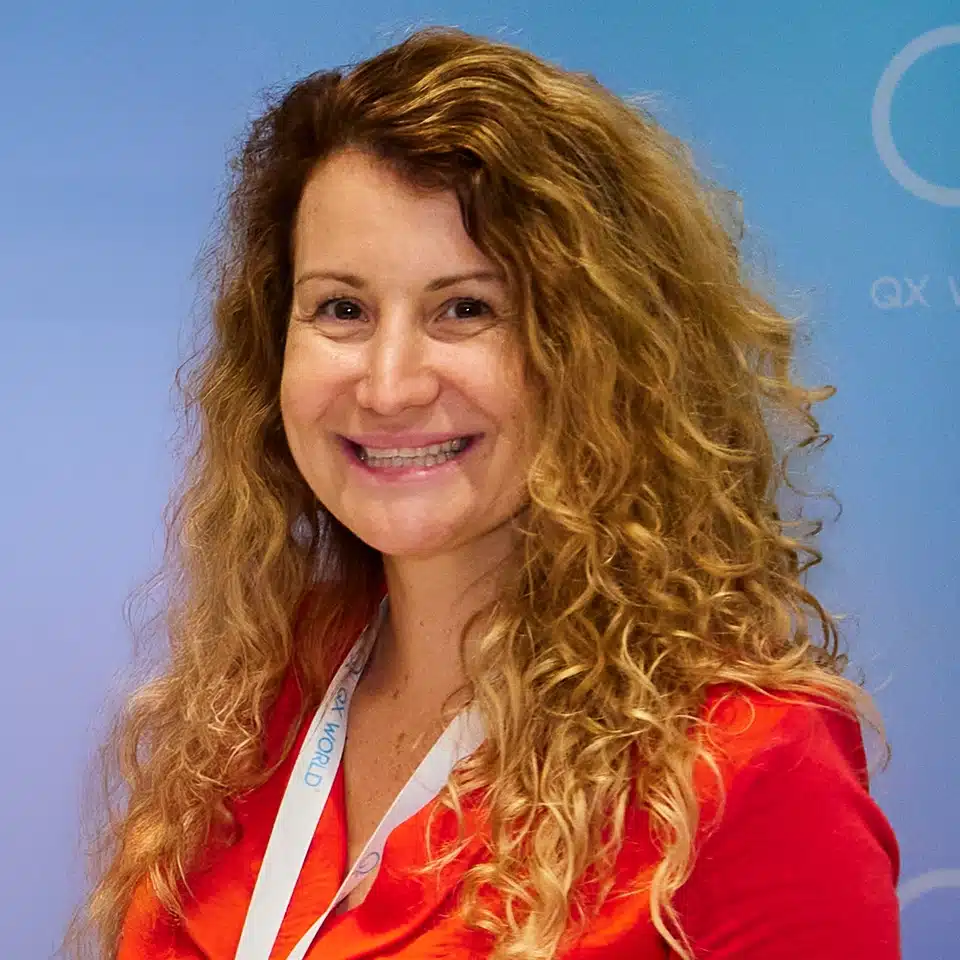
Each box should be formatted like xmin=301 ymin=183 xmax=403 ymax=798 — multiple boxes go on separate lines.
xmin=670 ymin=684 xmax=901 ymax=958
xmin=689 ymin=682 xmax=891 ymax=854
xmin=694 ymin=683 xmax=873 ymax=799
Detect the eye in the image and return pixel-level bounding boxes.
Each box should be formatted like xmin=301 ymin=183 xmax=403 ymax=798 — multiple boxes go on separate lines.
xmin=312 ymin=297 xmax=364 ymax=322
xmin=443 ymin=297 xmax=493 ymax=321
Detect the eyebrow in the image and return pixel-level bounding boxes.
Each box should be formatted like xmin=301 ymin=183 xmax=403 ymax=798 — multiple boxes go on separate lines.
xmin=293 ymin=269 xmax=506 ymax=291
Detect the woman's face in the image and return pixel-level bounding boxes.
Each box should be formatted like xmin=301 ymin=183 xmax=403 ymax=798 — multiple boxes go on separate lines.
xmin=281 ymin=148 xmax=534 ymax=562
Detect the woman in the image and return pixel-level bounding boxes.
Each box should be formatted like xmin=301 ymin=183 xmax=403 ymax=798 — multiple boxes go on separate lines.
xmin=69 ymin=25 xmax=900 ymax=960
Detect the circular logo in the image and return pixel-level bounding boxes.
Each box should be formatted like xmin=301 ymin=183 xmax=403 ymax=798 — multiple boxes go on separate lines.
xmin=355 ymin=851 xmax=381 ymax=875
xmin=899 ymin=868 xmax=960 ymax=908
xmin=871 ymin=25 xmax=960 ymax=207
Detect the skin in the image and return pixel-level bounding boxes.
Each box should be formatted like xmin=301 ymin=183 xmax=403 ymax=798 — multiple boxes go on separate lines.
xmin=280 ymin=147 xmax=536 ymax=910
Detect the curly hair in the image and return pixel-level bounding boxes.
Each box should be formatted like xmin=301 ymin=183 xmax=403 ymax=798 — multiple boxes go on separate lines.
xmin=66 ymin=24 xmax=883 ymax=960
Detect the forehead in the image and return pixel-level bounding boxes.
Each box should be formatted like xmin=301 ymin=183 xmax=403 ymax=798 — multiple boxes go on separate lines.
xmin=292 ymin=149 xmax=491 ymax=273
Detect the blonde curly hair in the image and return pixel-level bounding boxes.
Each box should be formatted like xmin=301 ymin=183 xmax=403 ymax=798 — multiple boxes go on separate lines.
xmin=66 ymin=24 xmax=882 ymax=960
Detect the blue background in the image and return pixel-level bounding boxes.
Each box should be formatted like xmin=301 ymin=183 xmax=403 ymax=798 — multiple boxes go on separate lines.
xmin=1 ymin=2 xmax=956 ymax=956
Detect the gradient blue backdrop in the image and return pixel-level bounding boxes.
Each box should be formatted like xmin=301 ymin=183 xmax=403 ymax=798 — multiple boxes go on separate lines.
xmin=1 ymin=2 xmax=956 ymax=956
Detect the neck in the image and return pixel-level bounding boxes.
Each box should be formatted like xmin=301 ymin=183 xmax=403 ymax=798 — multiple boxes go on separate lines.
xmin=363 ymin=524 xmax=517 ymax=707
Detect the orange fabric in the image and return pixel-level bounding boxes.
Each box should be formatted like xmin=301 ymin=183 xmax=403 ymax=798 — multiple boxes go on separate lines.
xmin=119 ymin=616 xmax=901 ymax=959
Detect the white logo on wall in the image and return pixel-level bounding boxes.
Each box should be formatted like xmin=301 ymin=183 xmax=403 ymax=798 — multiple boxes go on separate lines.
xmin=871 ymin=25 xmax=960 ymax=207
xmin=870 ymin=274 xmax=960 ymax=310
xmin=899 ymin=868 xmax=960 ymax=911
xmin=870 ymin=26 xmax=959 ymax=311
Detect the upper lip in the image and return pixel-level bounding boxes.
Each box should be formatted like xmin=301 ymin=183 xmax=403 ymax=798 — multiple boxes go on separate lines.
xmin=342 ymin=432 xmax=478 ymax=449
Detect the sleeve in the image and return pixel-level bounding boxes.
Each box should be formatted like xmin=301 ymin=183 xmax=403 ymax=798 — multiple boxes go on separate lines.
xmin=671 ymin=700 xmax=901 ymax=959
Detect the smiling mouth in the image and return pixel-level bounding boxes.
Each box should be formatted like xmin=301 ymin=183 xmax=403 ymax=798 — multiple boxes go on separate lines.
xmin=343 ymin=435 xmax=479 ymax=468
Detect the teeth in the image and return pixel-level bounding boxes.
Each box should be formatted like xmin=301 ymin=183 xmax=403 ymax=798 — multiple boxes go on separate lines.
xmin=360 ymin=437 xmax=469 ymax=460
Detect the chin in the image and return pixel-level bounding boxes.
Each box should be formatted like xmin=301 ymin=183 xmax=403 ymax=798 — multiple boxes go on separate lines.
xmin=350 ymin=524 xmax=463 ymax=560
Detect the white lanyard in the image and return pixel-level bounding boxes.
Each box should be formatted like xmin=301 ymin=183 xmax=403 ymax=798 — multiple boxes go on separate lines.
xmin=234 ymin=596 xmax=484 ymax=960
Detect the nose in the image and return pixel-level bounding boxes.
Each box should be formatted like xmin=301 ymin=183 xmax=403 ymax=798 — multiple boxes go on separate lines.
xmin=354 ymin=311 xmax=440 ymax=415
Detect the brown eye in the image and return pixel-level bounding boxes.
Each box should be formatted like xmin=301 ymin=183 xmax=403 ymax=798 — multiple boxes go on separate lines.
xmin=445 ymin=298 xmax=493 ymax=320
xmin=313 ymin=298 xmax=364 ymax=322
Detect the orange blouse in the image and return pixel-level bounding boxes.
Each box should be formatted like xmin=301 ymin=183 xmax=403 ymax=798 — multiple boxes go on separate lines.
xmin=119 ymin=616 xmax=901 ymax=959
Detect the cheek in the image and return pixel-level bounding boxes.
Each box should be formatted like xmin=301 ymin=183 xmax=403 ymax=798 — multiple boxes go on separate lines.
xmin=472 ymin=337 xmax=528 ymax=414
xmin=500 ymin=377 xmax=539 ymax=470
xmin=491 ymin=354 xmax=535 ymax=445
xmin=278 ymin=367 xmax=311 ymax=434
xmin=280 ymin=339 xmax=337 ymax=426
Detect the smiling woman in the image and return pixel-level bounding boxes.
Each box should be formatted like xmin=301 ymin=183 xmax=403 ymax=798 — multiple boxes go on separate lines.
xmin=66 ymin=24 xmax=900 ymax=960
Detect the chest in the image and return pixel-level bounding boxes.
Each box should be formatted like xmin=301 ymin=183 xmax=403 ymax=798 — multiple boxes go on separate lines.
xmin=333 ymin=694 xmax=449 ymax=914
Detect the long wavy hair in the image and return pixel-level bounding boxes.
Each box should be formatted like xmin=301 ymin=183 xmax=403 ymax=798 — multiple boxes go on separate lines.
xmin=67 ymin=25 xmax=882 ymax=960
